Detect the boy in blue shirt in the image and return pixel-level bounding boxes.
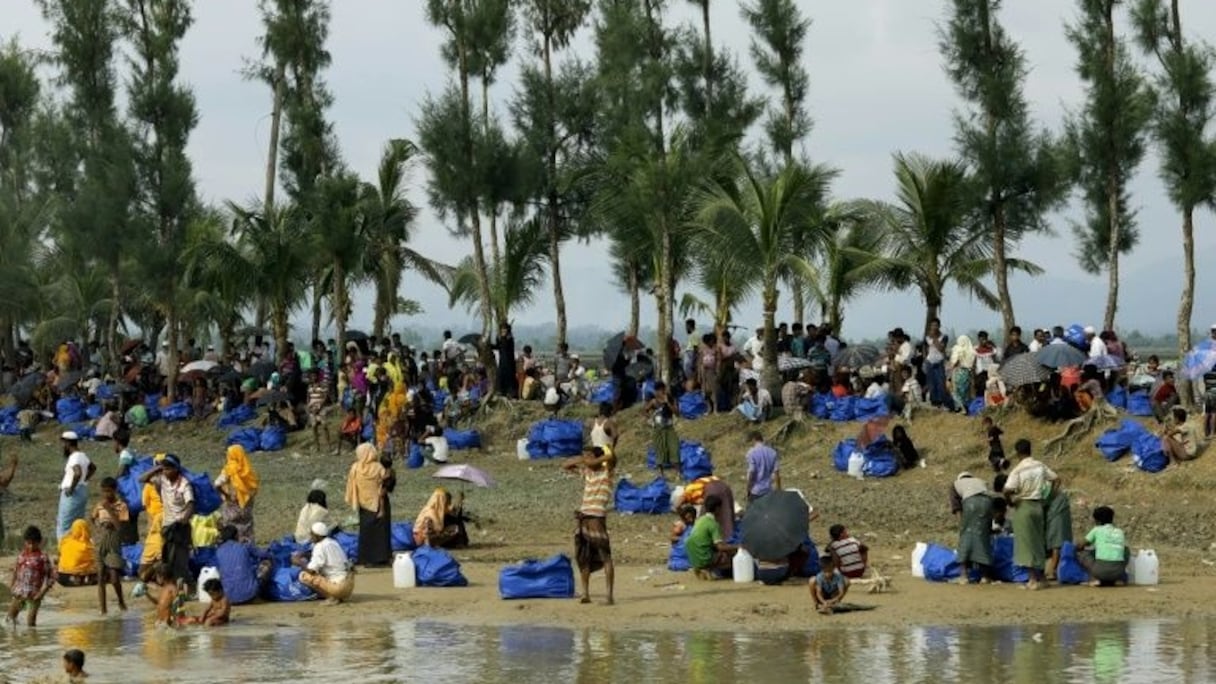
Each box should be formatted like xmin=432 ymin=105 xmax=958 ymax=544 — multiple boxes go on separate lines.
xmin=810 ymin=554 xmax=849 ymax=615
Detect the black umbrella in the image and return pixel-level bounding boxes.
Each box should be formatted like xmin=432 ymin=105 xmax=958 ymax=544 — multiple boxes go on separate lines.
xmin=256 ymin=390 xmax=292 ymax=407
xmin=249 ymin=360 xmax=277 ymax=382
xmin=56 ymin=371 xmax=84 ymax=391
xmin=831 ymin=345 xmax=881 ymax=371
xmin=458 ymin=333 xmax=482 ymax=345
xmin=625 ymin=359 xmax=654 ymax=381
xmin=1034 ymin=344 xmax=1087 ymax=370
xmin=216 ymin=369 xmax=243 ymax=384
xmin=603 ymin=332 xmax=627 ymax=369
xmin=740 ymin=490 xmax=810 ymax=560
xmin=345 ymin=330 xmax=369 ymax=342
xmin=999 ymin=353 xmax=1051 ymax=389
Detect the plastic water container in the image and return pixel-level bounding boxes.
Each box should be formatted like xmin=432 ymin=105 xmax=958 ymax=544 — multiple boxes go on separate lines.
xmin=847 ymin=451 xmax=865 ymax=480
xmin=197 ymin=566 xmax=220 ymax=604
xmin=516 ymin=438 xmax=530 ymax=460
xmin=393 ymin=552 xmax=417 ymax=589
xmin=732 ymin=548 xmax=755 ymax=584
xmin=1131 ymin=549 xmax=1159 ymax=586
xmin=911 ymin=542 xmax=928 ymax=579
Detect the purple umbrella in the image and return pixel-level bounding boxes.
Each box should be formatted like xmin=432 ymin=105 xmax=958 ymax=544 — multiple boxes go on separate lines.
xmin=433 ymin=464 xmax=495 ymax=488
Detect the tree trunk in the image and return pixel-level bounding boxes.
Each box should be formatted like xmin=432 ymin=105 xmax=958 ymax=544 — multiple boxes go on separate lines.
xmin=310 ymin=284 xmax=323 ymax=345
xmin=924 ymin=297 xmax=941 ymax=337
xmin=333 ymin=261 xmax=347 ymax=359
xmin=483 ymin=75 xmax=501 ymax=324
xmin=791 ymin=287 xmax=804 ymax=326
xmin=458 ymin=46 xmax=494 ymax=336
xmin=627 ymin=260 xmax=640 ymax=338
xmin=761 ymin=281 xmax=780 ymax=398
xmin=165 ymin=306 xmax=179 ymax=401
xmin=272 ymin=304 xmax=288 ymax=366
xmin=1103 ymin=179 xmax=1120 ymax=331
xmin=544 ymin=33 xmax=567 ymax=348
xmin=263 ymin=61 xmax=285 ymax=214
xmin=108 ymin=271 xmax=121 ymax=377
xmin=830 ymin=298 xmax=843 ymax=338
xmin=992 ymin=203 xmax=1015 ymax=333
xmin=1178 ymin=206 xmax=1196 ymax=408
xmin=701 ymin=0 xmax=712 ymax=108
xmin=658 ymin=226 xmax=673 ymax=384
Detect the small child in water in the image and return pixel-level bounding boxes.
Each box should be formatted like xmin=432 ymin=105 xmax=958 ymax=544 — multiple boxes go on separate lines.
xmin=63 ymin=649 xmax=87 ymax=682
xmin=810 ymin=554 xmax=849 ymax=615
xmin=181 ymin=579 xmax=230 ymax=627
xmin=144 ymin=564 xmax=182 ymax=627
xmin=6 ymin=526 xmax=55 ymax=627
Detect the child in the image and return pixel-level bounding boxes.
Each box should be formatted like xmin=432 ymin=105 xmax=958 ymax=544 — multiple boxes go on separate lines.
xmin=983 ymin=417 xmax=1007 ymax=472
xmin=670 ymin=505 xmax=697 ymax=545
xmin=182 ymin=578 xmax=230 ymax=627
xmin=92 ymin=477 xmax=129 ymax=615
xmin=338 ymin=408 xmax=362 ymax=455
xmin=809 ymin=554 xmax=849 ymax=615
xmin=900 ymin=368 xmax=922 ymax=421
xmin=144 ymin=564 xmax=180 ymax=627
xmin=1075 ymin=506 xmax=1130 ymax=587
xmin=827 ymin=524 xmax=870 ymax=580
xmin=6 ymin=526 xmax=54 ymax=626
xmin=307 ymin=369 xmax=332 ymax=451
xmin=63 ymin=649 xmax=87 ymax=682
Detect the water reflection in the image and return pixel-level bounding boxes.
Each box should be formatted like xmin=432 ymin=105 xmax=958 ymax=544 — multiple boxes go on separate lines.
xmin=1 ymin=615 xmax=1212 ymax=682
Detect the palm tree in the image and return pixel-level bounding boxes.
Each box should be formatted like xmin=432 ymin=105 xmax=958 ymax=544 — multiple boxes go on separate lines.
xmin=871 ymin=153 xmax=1042 ymax=332
xmin=804 ymin=202 xmax=891 ymax=336
xmin=692 ymin=158 xmax=829 ymax=392
xmin=223 ymin=201 xmax=312 ymax=356
xmin=360 ymin=138 xmax=450 ymax=339
xmin=181 ymin=208 xmax=252 ymax=355
xmin=449 ymin=217 xmax=548 ymax=322
xmin=681 ymin=248 xmax=755 ymax=332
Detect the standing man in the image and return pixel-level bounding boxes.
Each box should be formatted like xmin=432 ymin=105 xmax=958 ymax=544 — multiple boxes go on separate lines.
xmin=56 ymin=432 xmax=95 ymax=542
xmin=683 ymin=318 xmax=699 ymax=383
xmin=562 ymin=446 xmax=616 ymax=605
xmin=140 ymin=455 xmax=195 ymax=589
xmin=1002 ymin=439 xmax=1057 ymax=591
xmin=923 ymin=318 xmax=950 ymax=410
xmin=1003 ymin=326 xmax=1029 ymax=360
xmin=744 ymin=431 xmax=781 ymax=502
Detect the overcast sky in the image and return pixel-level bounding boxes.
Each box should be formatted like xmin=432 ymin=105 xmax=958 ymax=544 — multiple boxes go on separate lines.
xmin=7 ymin=0 xmax=1216 ymax=339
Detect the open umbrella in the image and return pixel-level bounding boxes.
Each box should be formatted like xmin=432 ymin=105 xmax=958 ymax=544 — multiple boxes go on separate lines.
xmin=345 ymin=330 xmax=369 ymax=342
xmin=603 ymin=332 xmax=627 ymax=369
xmin=56 ymin=371 xmax=84 ymax=391
xmin=120 ymin=338 xmax=144 ymax=355
xmin=778 ymin=356 xmax=813 ymax=372
xmin=178 ymin=369 xmax=208 ymax=384
xmin=831 ymin=345 xmax=881 ymax=371
xmin=181 ymin=360 xmax=218 ymax=374
xmin=1087 ymin=354 xmax=1125 ymax=371
xmin=625 ymin=359 xmax=654 ymax=382
xmin=433 ymin=464 xmax=495 ymax=488
xmin=458 ymin=333 xmax=482 ymax=345
xmin=1183 ymin=341 xmax=1216 ymax=380
xmin=249 ymin=360 xmax=277 ymax=383
xmin=998 ymin=353 xmax=1051 ymax=389
xmin=1033 ymin=344 xmax=1087 ymax=370
xmin=256 ymin=390 xmax=292 ymax=407
xmin=216 ymin=369 xmax=243 ymax=384
xmin=740 ymin=490 xmax=810 ymax=560
xmin=8 ymin=372 xmax=43 ymax=405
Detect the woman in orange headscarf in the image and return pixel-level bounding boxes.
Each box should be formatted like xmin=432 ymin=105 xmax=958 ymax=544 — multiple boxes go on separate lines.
xmin=412 ymin=487 xmax=468 ymax=549
xmin=57 ymin=519 xmax=98 ymax=586
xmin=214 ymin=445 xmax=260 ymax=543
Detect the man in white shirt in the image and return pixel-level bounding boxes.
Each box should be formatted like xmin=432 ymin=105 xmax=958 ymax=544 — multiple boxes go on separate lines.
xmin=56 ymin=431 xmax=95 ymax=541
xmin=156 ymin=341 xmax=172 ymax=378
xmin=441 ymin=330 xmax=464 ymax=364
xmin=1028 ymin=328 xmax=1046 ymax=353
xmin=743 ymin=327 xmax=764 ymax=360
xmin=1085 ymin=326 xmax=1106 ymax=359
xmin=296 ymin=522 xmax=354 ymax=604
xmin=140 ymin=454 xmax=196 ymax=586
xmin=562 ymin=354 xmax=588 ymax=399
xmin=424 ymin=429 xmax=450 ymax=464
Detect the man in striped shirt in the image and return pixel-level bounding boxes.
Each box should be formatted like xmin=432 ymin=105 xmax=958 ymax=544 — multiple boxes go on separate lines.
xmin=827 ymin=524 xmax=870 ymax=580
xmin=563 ymin=446 xmax=616 ymax=605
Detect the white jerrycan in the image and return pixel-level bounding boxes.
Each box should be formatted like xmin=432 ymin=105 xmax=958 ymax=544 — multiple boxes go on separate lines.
xmin=393 ymin=552 xmax=417 ymax=589
xmin=1131 ymin=550 xmax=1158 ymax=586
xmin=732 ymin=548 xmax=755 ymax=583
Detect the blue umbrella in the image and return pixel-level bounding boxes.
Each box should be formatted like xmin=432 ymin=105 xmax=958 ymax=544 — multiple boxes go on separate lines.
xmin=1183 ymin=346 xmax=1216 ymax=380
xmin=1087 ymin=355 xmax=1125 ymax=371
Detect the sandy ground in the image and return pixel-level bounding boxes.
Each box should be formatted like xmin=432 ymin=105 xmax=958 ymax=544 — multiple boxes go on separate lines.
xmin=3 ymin=401 xmax=1216 ymax=632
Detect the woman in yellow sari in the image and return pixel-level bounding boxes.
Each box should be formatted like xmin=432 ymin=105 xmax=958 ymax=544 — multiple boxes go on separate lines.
xmin=215 ymin=445 xmax=259 ymax=542
xmin=139 ymin=455 xmax=166 ymax=580
xmin=57 ymin=519 xmax=99 ymax=586
xmin=375 ymin=385 xmax=408 ymax=449
xmin=412 ymin=487 xmax=468 ymax=549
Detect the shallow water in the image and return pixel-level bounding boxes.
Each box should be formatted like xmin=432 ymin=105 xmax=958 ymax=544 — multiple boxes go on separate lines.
xmin=1 ymin=613 xmax=1211 ymax=683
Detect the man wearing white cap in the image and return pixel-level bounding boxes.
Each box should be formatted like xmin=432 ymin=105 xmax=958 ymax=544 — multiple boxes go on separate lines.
xmin=295 ymin=522 xmax=354 ymax=604
xmin=1084 ymin=326 xmax=1105 ymax=359
xmin=56 ymin=431 xmax=95 ymax=542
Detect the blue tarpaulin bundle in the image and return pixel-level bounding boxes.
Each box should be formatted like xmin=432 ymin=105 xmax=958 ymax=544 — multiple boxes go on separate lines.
xmin=446 ymin=429 xmax=481 ymax=450
xmin=217 ymin=403 xmax=255 ymax=428
xmin=498 ymin=554 xmax=575 ymax=599
xmin=678 ymin=392 xmax=709 ymax=420
xmin=614 ymin=477 xmax=672 ymax=515
xmin=647 ymin=440 xmax=714 ymax=481
xmin=414 ymin=545 xmax=469 ymax=587
xmin=526 ymin=419 xmax=585 ymax=458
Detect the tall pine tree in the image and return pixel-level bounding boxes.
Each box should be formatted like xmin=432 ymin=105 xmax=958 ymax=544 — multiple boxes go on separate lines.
xmin=1132 ymin=0 xmax=1216 ymax=403
xmin=120 ymin=0 xmax=199 ymax=400
xmin=1066 ymin=0 xmax=1153 ymax=330
xmin=940 ymin=0 xmax=1064 ymax=335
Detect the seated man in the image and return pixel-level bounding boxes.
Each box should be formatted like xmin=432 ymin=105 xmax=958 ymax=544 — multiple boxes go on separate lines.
xmin=684 ymin=495 xmax=737 ymax=579
xmin=1151 ymin=371 xmax=1180 ymax=424
xmin=1161 ymin=406 xmax=1205 ymax=466
xmin=294 ymin=522 xmax=354 ymax=605
xmin=214 ymin=525 xmax=273 ymax=605
xmin=736 ymin=378 xmax=773 ymax=423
